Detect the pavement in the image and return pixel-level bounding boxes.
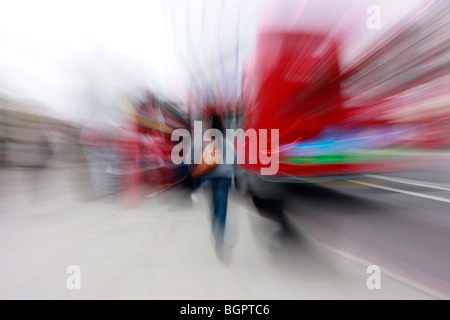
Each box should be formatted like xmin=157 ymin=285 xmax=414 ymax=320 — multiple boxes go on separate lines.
xmin=0 ymin=167 xmax=438 ymax=299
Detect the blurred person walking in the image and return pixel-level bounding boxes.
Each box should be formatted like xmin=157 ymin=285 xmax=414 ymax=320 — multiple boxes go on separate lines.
xmin=191 ymin=114 xmax=236 ymax=259
xmin=80 ymin=119 xmax=119 ymax=198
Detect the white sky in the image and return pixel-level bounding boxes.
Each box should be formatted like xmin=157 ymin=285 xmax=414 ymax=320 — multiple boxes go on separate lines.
xmin=0 ymin=0 xmax=427 ymax=120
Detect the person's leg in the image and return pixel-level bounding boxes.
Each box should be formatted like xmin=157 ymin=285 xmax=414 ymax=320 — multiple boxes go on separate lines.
xmin=211 ymin=178 xmax=231 ymax=251
xmin=190 ymin=176 xmax=202 ymax=202
xmin=251 ymin=196 xmax=284 ymax=224
xmin=209 ymin=178 xmax=219 ymax=230
xmin=252 ymin=194 xmax=298 ymax=243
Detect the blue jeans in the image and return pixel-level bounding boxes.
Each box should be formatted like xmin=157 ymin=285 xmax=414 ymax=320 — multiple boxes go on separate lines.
xmin=208 ymin=178 xmax=231 ymax=248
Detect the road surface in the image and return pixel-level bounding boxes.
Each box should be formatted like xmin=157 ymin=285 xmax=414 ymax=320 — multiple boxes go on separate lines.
xmin=0 ymin=165 xmax=447 ymax=299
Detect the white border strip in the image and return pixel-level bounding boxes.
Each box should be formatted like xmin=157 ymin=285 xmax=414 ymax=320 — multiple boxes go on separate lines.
xmin=345 ymin=179 xmax=450 ymax=203
xmin=365 ymin=174 xmax=450 ymax=191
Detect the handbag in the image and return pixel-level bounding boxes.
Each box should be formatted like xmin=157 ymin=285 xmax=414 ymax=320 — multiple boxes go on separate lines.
xmin=191 ymin=146 xmax=219 ymax=178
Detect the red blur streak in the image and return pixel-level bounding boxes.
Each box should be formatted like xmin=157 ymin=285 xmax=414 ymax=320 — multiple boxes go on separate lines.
xmin=263 ymin=0 xmax=308 ymax=82
xmin=417 ymin=114 xmax=450 ymax=128
xmin=336 ymin=114 xmax=450 ymax=143
xmin=266 ymin=136 xmax=303 ymax=155
xmin=253 ymin=118 xmax=302 ymax=146
xmin=329 ymin=0 xmax=437 ymax=84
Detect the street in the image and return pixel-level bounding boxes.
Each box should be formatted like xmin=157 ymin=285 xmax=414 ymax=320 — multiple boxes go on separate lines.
xmin=1 ymin=165 xmax=447 ymax=299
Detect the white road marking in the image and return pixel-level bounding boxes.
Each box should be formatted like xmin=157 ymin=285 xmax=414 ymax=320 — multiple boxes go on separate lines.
xmin=365 ymin=174 xmax=450 ymax=191
xmin=345 ymin=179 xmax=450 ymax=203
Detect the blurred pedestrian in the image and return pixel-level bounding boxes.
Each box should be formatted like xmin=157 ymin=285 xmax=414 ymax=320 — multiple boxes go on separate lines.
xmin=192 ymin=113 xmax=236 ymax=259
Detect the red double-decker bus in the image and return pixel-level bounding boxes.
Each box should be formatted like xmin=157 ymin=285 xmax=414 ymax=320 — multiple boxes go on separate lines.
xmin=239 ymin=27 xmax=449 ymax=184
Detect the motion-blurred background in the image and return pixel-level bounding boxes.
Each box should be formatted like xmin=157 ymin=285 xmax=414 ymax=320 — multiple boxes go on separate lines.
xmin=1 ymin=0 xmax=449 ymax=299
